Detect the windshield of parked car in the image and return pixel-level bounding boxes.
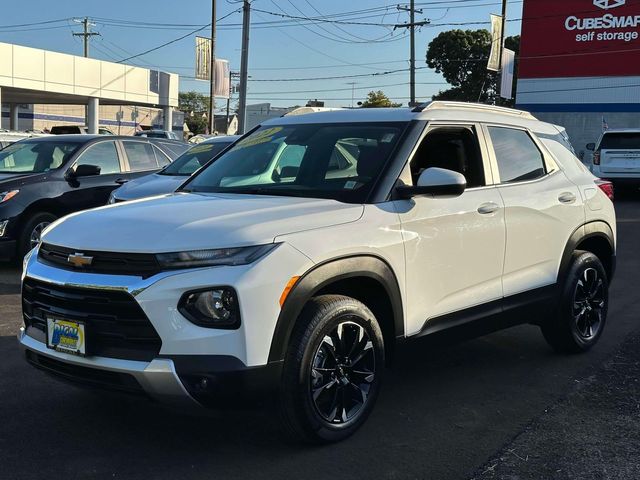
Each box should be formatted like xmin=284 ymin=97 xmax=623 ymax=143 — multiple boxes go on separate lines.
xmin=600 ymin=133 xmax=640 ymax=150
xmin=160 ymin=141 xmax=233 ymax=176
xmin=182 ymin=122 xmax=407 ymax=203
xmin=0 ymin=141 xmax=81 ymax=173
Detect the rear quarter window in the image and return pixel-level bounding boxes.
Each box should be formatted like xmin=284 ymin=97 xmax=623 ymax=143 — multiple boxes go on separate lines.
xmin=488 ymin=127 xmax=547 ymax=183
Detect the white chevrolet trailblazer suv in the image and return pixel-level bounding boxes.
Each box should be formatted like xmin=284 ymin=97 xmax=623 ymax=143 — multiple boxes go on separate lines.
xmin=19 ymin=102 xmax=616 ymax=443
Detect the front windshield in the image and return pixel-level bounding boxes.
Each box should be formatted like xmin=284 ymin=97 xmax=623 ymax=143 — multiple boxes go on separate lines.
xmin=161 ymin=141 xmax=232 ymax=176
xmin=183 ymin=122 xmax=407 ymax=203
xmin=0 ymin=141 xmax=80 ymax=174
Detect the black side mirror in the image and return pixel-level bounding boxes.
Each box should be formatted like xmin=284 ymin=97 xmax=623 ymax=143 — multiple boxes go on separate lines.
xmin=396 ymin=167 xmax=467 ymax=199
xmin=70 ymin=164 xmax=101 ymax=178
xmin=586 ymin=143 xmax=596 ymax=151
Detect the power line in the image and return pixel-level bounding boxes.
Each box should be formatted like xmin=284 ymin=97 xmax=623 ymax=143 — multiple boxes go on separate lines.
xmin=247 ymin=67 xmax=430 ymax=82
xmin=249 ymin=81 xmax=446 ymax=95
xmin=115 ymin=8 xmax=240 ymax=63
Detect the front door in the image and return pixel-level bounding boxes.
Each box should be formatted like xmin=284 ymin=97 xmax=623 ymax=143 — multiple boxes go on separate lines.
xmin=395 ymin=124 xmax=506 ymax=336
xmin=60 ymin=140 xmax=125 ymax=213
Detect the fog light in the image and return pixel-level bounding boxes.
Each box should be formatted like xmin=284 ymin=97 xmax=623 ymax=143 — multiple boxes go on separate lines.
xmin=0 ymin=220 xmax=8 ymax=237
xmin=178 ymin=287 xmax=240 ymax=329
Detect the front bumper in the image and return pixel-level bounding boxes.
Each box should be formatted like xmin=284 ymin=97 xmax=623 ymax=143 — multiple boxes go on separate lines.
xmin=19 ymin=328 xmax=196 ymax=407
xmin=19 ymin=243 xmax=311 ymax=406
xmin=0 ymin=239 xmax=16 ymax=261
xmin=19 ymin=329 xmax=283 ymax=407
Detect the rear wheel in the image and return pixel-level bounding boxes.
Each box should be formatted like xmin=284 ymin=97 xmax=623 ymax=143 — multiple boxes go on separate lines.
xmin=541 ymin=251 xmax=608 ymax=353
xmin=279 ymin=295 xmax=384 ymax=443
xmin=18 ymin=212 xmax=56 ymax=260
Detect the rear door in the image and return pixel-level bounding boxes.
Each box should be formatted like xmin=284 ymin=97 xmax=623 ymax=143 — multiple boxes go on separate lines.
xmin=120 ymin=140 xmax=165 ymax=182
xmin=484 ymin=125 xmax=584 ymax=297
xmin=598 ymin=132 xmax=640 ymax=174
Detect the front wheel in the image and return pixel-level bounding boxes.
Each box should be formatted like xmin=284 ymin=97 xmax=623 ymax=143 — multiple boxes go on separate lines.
xmin=541 ymin=251 xmax=609 ymax=353
xmin=18 ymin=212 xmax=57 ymax=260
xmin=279 ymin=295 xmax=385 ymax=443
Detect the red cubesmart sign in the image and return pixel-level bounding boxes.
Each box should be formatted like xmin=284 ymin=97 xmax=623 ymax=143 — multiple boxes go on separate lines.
xmin=519 ymin=0 xmax=640 ymax=78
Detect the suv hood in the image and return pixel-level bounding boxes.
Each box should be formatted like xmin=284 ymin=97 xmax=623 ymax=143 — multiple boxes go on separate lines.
xmin=114 ymin=173 xmax=187 ymax=201
xmin=43 ymin=193 xmax=364 ymax=253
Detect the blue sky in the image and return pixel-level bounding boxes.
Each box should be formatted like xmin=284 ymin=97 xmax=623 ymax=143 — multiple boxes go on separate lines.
xmin=0 ymin=0 xmax=523 ymax=109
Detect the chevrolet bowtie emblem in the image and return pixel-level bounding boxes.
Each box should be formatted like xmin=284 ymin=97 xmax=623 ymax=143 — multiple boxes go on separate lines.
xmin=67 ymin=253 xmax=93 ymax=268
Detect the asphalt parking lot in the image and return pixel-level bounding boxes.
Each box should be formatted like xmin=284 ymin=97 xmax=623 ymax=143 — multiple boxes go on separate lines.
xmin=1 ymin=200 xmax=639 ymax=480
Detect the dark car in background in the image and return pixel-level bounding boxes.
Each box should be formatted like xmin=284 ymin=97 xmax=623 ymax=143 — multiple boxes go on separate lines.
xmin=134 ymin=129 xmax=182 ymax=141
xmin=50 ymin=125 xmax=115 ymax=135
xmin=0 ymin=135 xmax=186 ymax=261
xmin=109 ymin=135 xmax=239 ymax=203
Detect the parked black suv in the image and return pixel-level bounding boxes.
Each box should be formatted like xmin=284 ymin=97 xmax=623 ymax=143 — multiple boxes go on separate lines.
xmin=0 ymin=135 xmax=187 ymax=260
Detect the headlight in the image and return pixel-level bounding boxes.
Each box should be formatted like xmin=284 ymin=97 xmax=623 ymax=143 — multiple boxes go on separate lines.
xmin=0 ymin=190 xmax=19 ymax=203
xmin=156 ymin=244 xmax=278 ymax=269
xmin=179 ymin=287 xmax=240 ymax=328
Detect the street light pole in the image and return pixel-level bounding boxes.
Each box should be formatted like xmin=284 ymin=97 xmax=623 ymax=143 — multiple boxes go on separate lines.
xmin=208 ymin=0 xmax=217 ymax=135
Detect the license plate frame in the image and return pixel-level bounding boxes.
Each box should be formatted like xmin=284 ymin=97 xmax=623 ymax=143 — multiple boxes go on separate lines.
xmin=46 ymin=317 xmax=87 ymax=356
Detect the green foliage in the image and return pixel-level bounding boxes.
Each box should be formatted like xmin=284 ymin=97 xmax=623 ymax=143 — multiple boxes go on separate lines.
xmin=178 ymin=91 xmax=210 ymax=114
xmin=360 ymin=90 xmax=402 ymax=108
xmin=185 ymin=115 xmax=208 ymax=135
xmin=426 ymin=30 xmax=520 ymax=105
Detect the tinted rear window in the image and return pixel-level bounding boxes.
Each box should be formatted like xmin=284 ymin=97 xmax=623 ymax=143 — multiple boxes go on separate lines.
xmin=600 ymin=133 xmax=640 ymax=150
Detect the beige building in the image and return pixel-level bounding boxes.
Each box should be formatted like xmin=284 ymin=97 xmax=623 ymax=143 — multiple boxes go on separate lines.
xmin=0 ymin=42 xmax=180 ymax=134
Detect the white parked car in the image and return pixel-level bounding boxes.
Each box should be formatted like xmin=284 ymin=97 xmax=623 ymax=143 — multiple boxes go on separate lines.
xmin=19 ymin=102 xmax=616 ymax=443
xmin=588 ymin=129 xmax=640 ymax=187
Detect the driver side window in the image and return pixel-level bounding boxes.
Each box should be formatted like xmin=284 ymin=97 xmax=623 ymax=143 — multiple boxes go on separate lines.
xmin=75 ymin=141 xmax=121 ymax=175
xmin=411 ymin=126 xmax=486 ymax=189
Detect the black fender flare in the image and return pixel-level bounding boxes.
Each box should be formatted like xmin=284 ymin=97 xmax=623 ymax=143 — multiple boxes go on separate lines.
xmin=267 ymin=255 xmax=404 ymax=363
xmin=558 ymin=221 xmax=615 ymax=285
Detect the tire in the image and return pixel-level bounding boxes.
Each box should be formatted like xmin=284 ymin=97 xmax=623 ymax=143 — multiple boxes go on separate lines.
xmin=541 ymin=251 xmax=609 ymax=354
xmin=18 ymin=212 xmax=57 ymax=260
xmin=279 ymin=294 xmax=385 ymax=444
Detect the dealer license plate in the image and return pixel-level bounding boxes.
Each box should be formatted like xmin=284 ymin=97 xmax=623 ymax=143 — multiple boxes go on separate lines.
xmin=46 ymin=317 xmax=86 ymax=356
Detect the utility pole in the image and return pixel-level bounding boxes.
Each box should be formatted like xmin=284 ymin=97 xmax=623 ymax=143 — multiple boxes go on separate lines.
xmin=72 ymin=17 xmax=99 ymax=58
xmin=226 ymin=71 xmax=240 ymax=133
xmin=498 ymin=0 xmax=508 ymax=71
xmin=237 ymin=0 xmax=251 ymax=134
xmin=208 ymin=0 xmax=217 ymax=135
xmin=396 ymin=4 xmax=428 ymax=107
xmin=346 ymin=82 xmax=358 ymax=108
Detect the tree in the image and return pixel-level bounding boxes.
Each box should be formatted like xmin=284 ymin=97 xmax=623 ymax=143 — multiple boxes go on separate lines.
xmin=426 ymin=30 xmax=520 ymax=105
xmin=360 ymin=90 xmax=402 ymax=108
xmin=178 ymin=91 xmax=210 ymax=114
xmin=179 ymin=91 xmax=210 ymax=135
xmin=185 ymin=115 xmax=208 ymax=135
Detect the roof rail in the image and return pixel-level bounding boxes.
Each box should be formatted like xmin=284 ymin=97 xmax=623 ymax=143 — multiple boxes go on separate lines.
xmin=412 ymin=101 xmax=537 ymax=120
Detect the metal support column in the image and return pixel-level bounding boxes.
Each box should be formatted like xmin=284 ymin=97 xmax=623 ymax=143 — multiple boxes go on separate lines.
xmin=10 ymin=104 xmax=19 ymax=131
xmin=163 ymin=106 xmax=173 ymax=132
xmin=87 ymin=97 xmax=99 ymax=134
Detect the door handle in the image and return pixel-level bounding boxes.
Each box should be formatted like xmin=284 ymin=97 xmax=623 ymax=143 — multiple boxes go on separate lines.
xmin=477 ymin=202 xmax=500 ymax=215
xmin=558 ymin=192 xmax=576 ymax=204
xmin=115 ymin=178 xmax=128 ymax=185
